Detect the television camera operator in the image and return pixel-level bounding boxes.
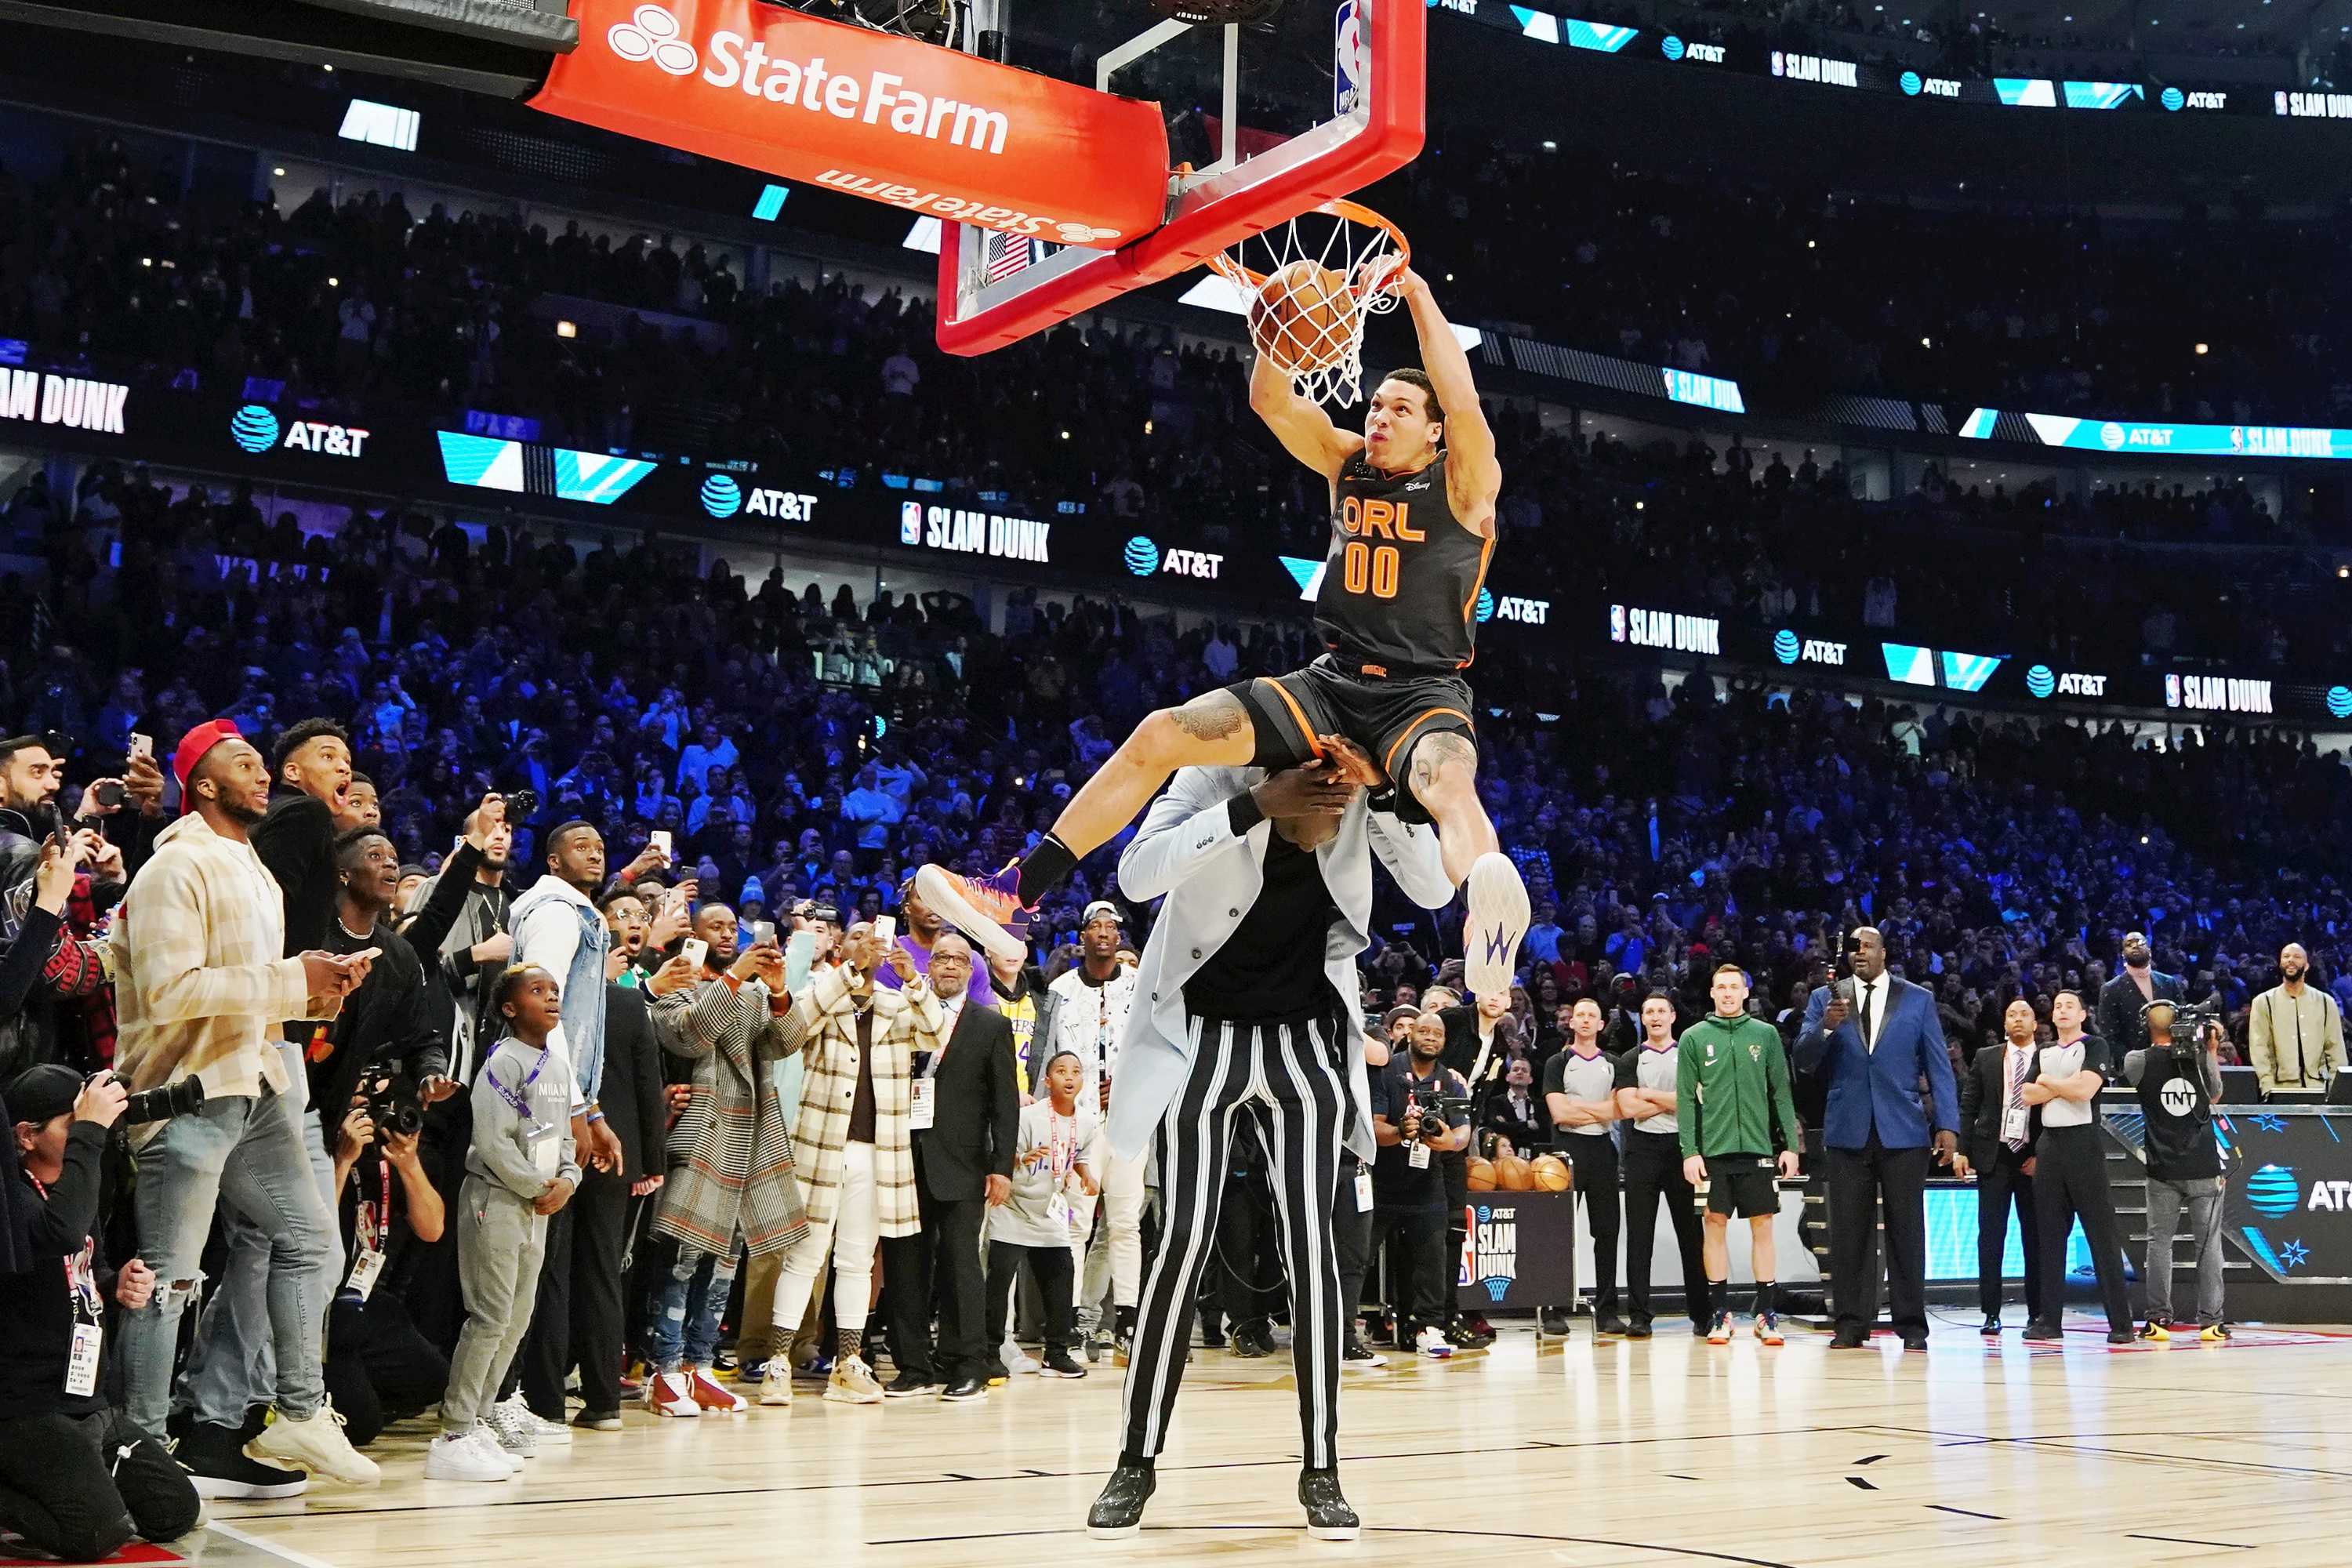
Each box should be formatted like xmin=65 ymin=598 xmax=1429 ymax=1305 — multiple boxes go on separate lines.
xmin=0 ymin=1064 xmax=202 ymax=1561
xmin=2124 ymin=999 xmax=2231 ymax=1341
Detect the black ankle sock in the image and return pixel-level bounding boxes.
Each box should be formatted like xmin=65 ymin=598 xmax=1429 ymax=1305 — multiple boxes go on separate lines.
xmin=1707 ymin=1278 xmax=1728 ymax=1309
xmin=1753 ymin=1281 xmax=1776 ymax=1316
xmin=1119 ymin=1450 xmax=1156 ymax=1473
xmin=1015 ymin=833 xmax=1077 ymax=905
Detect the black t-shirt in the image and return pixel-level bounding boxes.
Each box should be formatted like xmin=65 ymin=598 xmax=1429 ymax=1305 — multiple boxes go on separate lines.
xmin=1370 ymin=1058 xmax=1465 ymax=1210
xmin=1185 ymin=818 xmax=1340 ymax=1023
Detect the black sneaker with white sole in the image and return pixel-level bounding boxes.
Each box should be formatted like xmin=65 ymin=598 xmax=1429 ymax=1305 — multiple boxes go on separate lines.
xmin=1299 ymin=1468 xmax=1359 ymax=1541
xmin=176 ymin=1424 xmax=309 ymax=1500
xmin=1088 ymin=1463 xmax=1156 ymax=1538
xmin=1040 ymin=1350 xmax=1088 ymax=1378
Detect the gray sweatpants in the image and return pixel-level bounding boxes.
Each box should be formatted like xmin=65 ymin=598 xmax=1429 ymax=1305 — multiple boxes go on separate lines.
xmin=2143 ymin=1174 xmax=2226 ymax=1326
xmin=443 ymin=1175 xmax=548 ymax=1434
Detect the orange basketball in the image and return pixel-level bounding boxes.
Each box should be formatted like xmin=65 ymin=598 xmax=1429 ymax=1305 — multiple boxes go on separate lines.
xmin=1494 ymin=1156 xmax=1534 ymax=1192
xmin=1250 ymin=260 xmax=1352 ymax=372
xmin=1466 ymin=1156 xmax=1496 ymax=1192
xmin=1530 ymin=1154 xmax=1572 ymax=1192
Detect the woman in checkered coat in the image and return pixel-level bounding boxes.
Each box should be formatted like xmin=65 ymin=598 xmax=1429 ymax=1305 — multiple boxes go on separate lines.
xmin=640 ymin=940 xmax=811 ymax=1415
xmin=758 ymin=924 xmax=948 ymax=1406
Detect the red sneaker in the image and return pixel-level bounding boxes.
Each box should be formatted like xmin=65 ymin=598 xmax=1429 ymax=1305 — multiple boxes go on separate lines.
xmin=915 ymin=863 xmax=1033 ymax=966
xmin=687 ymin=1367 xmax=746 ymax=1414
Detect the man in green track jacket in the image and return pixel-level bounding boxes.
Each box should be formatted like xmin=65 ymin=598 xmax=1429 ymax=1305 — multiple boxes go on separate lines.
xmin=1677 ymin=964 xmax=1802 ymax=1346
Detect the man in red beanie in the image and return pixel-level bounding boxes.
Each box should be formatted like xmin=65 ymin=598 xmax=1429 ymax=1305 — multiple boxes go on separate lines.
xmin=112 ymin=723 xmax=382 ymax=1495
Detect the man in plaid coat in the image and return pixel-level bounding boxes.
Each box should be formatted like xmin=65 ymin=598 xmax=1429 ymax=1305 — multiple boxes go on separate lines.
xmin=760 ymin=921 xmax=945 ymax=1407
xmin=637 ymin=913 xmax=811 ymax=1416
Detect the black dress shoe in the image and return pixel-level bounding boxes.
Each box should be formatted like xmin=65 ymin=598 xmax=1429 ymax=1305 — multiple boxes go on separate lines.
xmin=941 ymin=1377 xmax=988 ymax=1401
xmin=1624 ymin=1318 xmax=1654 ymax=1339
xmin=1829 ymin=1330 xmax=1868 ymax=1349
xmin=1595 ymin=1312 xmax=1630 ymax=1337
xmin=2106 ymin=1329 xmax=2135 ymax=1345
xmin=1900 ymin=1330 xmax=1929 ymax=1352
xmin=1979 ymin=1316 xmax=2003 ymax=1336
xmin=1537 ymin=1307 xmax=1573 ymax=1336
xmin=2023 ymin=1320 xmax=2062 ymax=1341
xmin=1299 ymin=1467 xmax=1359 ymax=1541
xmin=1088 ymin=1464 xmax=1156 ymax=1538
xmin=884 ymin=1371 xmax=943 ymax=1399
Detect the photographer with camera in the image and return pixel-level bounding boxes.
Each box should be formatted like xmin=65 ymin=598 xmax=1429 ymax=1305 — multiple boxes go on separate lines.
xmin=322 ymin=1081 xmax=449 ymax=1445
xmin=0 ymin=1064 xmax=203 ymax=1561
xmin=111 ymin=722 xmax=378 ymax=1491
xmin=2249 ymin=942 xmax=2346 ymax=1098
xmin=1374 ymin=1010 xmax=1472 ymax=1360
xmin=2124 ymin=999 xmax=2231 ymax=1341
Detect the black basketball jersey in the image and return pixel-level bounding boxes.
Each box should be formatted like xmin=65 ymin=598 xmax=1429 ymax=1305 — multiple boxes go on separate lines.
xmin=1317 ymin=451 xmax=1494 ymax=672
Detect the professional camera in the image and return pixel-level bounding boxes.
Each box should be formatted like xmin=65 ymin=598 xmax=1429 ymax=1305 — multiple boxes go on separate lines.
xmin=502 ymin=788 xmax=539 ymax=819
xmin=358 ymin=1068 xmax=424 ymax=1138
xmin=2146 ymin=996 xmax=2223 ymax=1061
xmin=120 ymin=1075 xmax=205 ymax=1124
xmin=1417 ymin=1103 xmax=1450 ymax=1143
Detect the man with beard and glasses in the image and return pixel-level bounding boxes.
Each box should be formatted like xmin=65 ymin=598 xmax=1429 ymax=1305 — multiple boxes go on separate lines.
xmin=113 ymin=722 xmax=377 ymax=1495
xmin=2249 ymin=942 xmax=2346 ymax=1098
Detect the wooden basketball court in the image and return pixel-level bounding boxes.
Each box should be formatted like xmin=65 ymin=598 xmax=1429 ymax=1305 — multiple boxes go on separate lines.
xmin=197 ymin=1318 xmax=2352 ymax=1568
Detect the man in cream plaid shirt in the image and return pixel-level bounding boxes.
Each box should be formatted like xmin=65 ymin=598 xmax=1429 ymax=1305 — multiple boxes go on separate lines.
xmin=110 ymin=722 xmax=380 ymax=1493
xmin=759 ymin=920 xmax=946 ymax=1406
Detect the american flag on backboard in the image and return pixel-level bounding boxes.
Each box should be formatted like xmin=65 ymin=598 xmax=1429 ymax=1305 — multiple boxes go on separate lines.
xmin=982 ymin=231 xmax=1047 ymax=284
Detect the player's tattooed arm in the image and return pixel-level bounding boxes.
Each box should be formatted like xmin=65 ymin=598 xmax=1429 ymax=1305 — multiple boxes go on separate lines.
xmin=1171 ymin=691 xmax=1248 ymax=742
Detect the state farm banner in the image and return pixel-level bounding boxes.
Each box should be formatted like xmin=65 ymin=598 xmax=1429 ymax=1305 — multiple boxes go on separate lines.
xmin=534 ymin=2 xmax=1171 ymax=247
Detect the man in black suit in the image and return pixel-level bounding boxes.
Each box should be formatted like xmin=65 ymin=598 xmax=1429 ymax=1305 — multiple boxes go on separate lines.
xmin=1957 ymin=999 xmax=2042 ymax=1335
xmin=2096 ymin=931 xmax=2181 ymax=1068
xmin=884 ymin=930 xmax=1019 ymax=1401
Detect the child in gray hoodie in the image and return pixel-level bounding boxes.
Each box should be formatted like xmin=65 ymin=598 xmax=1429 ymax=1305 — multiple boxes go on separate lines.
xmin=428 ymin=965 xmax=580 ymax=1483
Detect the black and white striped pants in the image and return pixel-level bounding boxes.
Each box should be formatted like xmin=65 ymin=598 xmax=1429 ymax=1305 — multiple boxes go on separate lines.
xmin=1118 ymin=1012 xmax=1348 ymax=1469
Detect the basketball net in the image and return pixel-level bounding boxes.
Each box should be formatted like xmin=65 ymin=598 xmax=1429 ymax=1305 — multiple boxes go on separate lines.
xmin=1209 ymin=199 xmax=1410 ymax=408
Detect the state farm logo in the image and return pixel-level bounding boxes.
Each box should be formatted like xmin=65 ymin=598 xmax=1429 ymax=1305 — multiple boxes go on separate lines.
xmin=608 ymin=5 xmax=698 ymax=74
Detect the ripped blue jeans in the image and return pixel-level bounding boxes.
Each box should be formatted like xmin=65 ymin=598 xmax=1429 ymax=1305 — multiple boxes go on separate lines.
xmin=650 ymin=1242 xmax=740 ymax=1374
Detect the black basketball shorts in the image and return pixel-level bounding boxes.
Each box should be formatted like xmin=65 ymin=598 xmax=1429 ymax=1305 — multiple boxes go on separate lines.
xmin=1226 ymin=654 xmax=1475 ymax=825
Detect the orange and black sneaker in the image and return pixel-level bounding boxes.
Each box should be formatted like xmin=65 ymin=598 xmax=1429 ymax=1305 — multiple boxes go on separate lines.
xmin=915 ymin=863 xmax=1034 ymax=966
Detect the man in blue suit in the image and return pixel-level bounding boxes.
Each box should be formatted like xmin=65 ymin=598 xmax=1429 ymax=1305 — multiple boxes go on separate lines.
xmin=1796 ymin=927 xmax=1965 ymax=1349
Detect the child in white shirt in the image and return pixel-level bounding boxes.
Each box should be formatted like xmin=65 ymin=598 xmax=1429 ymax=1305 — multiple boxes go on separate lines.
xmin=987 ymin=1051 xmax=1097 ymax=1377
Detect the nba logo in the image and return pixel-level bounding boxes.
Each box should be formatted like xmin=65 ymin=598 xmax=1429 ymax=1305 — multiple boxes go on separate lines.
xmin=899 ymin=501 xmax=923 ymax=545
xmin=1334 ymin=0 xmax=1367 ymax=116
xmin=1610 ymin=604 xmax=1626 ymax=644
xmin=2165 ymin=674 xmax=2181 ymax=708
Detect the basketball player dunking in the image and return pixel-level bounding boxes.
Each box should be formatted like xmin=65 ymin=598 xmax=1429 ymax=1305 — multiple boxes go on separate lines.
xmin=918 ymin=268 xmax=1530 ymax=1002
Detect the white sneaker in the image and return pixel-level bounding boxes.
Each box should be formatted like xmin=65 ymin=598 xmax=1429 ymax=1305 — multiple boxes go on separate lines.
xmin=644 ymin=1371 xmax=702 ymax=1417
xmin=1462 ymin=851 xmax=1531 ymax=1000
xmin=1003 ymin=1339 xmax=1042 ymax=1375
xmin=825 ymin=1355 xmax=885 ymax=1405
xmin=759 ymin=1362 xmax=793 ymax=1406
xmin=1415 ymin=1326 xmax=1456 ymax=1359
xmin=423 ymin=1431 xmax=514 ymax=1483
xmin=482 ymin=1397 xmax=539 ymax=1457
xmin=470 ymin=1423 xmax=524 ymax=1474
xmin=245 ymin=1400 xmax=381 ymax=1486
xmin=499 ymin=1392 xmax=572 ymax=1446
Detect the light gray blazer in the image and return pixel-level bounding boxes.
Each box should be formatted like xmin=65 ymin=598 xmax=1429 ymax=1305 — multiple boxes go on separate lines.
xmin=1106 ymin=765 xmax=1455 ymax=1165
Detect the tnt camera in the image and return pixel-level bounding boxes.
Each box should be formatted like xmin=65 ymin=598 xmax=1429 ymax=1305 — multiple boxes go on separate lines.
xmin=2144 ymin=997 xmax=2222 ymax=1060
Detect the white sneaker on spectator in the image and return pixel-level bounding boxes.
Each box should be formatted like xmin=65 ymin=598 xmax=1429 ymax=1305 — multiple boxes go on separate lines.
xmin=1414 ymin=1326 xmax=1456 ymax=1359
xmin=245 ymin=1400 xmax=380 ymax=1486
xmin=500 ymin=1392 xmax=572 ymax=1446
xmin=759 ymin=1362 xmax=793 ymax=1406
xmin=483 ymin=1397 xmax=539 ymax=1457
xmin=688 ymin=1367 xmax=746 ymax=1414
xmin=1002 ymin=1339 xmax=1042 ymax=1375
xmin=824 ymin=1355 xmax=885 ymax=1405
xmin=470 ymin=1423 xmax=524 ymax=1474
xmin=423 ymin=1431 xmax=514 ymax=1483
xmin=644 ymin=1372 xmax=702 ymax=1417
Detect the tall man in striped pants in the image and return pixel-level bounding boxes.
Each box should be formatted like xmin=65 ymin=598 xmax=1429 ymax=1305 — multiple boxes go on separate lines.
xmin=1087 ymin=748 xmax=1454 ymax=1541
